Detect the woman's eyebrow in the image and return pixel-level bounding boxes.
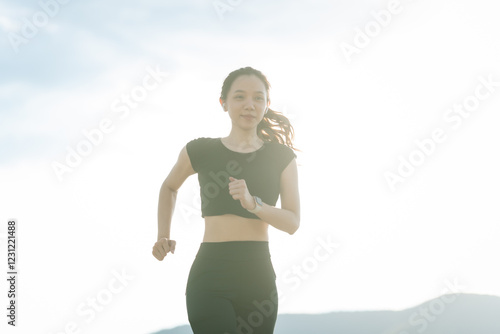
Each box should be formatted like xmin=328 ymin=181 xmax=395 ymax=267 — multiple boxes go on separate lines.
xmin=233 ymin=89 xmax=265 ymax=94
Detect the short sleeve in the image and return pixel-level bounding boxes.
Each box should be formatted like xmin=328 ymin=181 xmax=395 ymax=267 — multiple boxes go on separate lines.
xmin=277 ymin=144 xmax=297 ymax=173
xmin=185 ymin=138 xmax=205 ymax=173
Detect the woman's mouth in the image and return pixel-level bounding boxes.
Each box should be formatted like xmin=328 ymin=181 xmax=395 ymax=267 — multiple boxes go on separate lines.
xmin=241 ymin=115 xmax=255 ymax=121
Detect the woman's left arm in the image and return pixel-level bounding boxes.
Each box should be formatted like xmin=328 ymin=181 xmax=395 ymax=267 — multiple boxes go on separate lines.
xmin=255 ymin=158 xmax=300 ymax=234
xmin=229 ymin=158 xmax=300 ymax=234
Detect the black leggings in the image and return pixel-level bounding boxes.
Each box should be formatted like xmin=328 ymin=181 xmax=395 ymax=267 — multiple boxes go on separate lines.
xmin=185 ymin=241 xmax=278 ymax=334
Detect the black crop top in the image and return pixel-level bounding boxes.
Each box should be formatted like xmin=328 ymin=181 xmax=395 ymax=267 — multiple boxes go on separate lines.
xmin=185 ymin=137 xmax=297 ymax=219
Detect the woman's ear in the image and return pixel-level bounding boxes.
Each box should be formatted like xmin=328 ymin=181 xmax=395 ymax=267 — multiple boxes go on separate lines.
xmin=219 ymin=97 xmax=226 ymax=110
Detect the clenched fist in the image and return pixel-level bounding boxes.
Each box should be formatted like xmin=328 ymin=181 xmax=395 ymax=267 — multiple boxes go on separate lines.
xmin=228 ymin=176 xmax=256 ymax=210
xmin=152 ymin=238 xmax=176 ymax=261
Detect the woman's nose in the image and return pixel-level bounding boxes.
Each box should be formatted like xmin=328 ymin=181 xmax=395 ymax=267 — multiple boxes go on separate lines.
xmin=244 ymin=99 xmax=255 ymax=110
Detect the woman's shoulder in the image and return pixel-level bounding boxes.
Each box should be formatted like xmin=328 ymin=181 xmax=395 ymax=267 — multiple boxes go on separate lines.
xmin=266 ymin=140 xmax=297 ymax=158
xmin=185 ymin=137 xmax=219 ymax=170
xmin=185 ymin=137 xmax=221 ymax=157
xmin=186 ymin=136 xmax=218 ymax=146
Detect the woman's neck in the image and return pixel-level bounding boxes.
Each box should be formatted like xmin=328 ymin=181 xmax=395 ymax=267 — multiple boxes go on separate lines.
xmin=223 ymin=131 xmax=263 ymax=150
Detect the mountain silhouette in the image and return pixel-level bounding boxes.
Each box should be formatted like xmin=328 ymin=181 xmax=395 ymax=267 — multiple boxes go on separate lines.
xmin=150 ymin=293 xmax=500 ymax=334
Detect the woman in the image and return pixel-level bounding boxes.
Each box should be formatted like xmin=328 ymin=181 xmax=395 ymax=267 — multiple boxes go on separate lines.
xmin=152 ymin=66 xmax=300 ymax=334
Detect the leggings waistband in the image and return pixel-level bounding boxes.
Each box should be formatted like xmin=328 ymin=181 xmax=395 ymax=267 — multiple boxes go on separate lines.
xmin=196 ymin=240 xmax=270 ymax=260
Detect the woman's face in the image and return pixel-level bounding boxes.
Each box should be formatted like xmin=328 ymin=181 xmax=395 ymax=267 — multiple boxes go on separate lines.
xmin=221 ymin=74 xmax=270 ymax=130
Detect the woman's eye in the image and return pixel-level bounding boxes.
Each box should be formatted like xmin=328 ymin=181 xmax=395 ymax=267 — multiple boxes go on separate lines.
xmin=235 ymin=95 xmax=243 ymax=99
xmin=255 ymin=96 xmax=264 ymax=101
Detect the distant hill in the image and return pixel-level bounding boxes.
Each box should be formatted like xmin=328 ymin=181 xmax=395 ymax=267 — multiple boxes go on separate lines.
xmin=150 ymin=293 xmax=500 ymax=334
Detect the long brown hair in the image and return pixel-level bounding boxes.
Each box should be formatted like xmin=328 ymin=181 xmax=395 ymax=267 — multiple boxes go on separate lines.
xmin=220 ymin=66 xmax=300 ymax=152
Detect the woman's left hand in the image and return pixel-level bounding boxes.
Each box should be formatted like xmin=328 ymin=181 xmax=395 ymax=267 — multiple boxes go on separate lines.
xmin=228 ymin=177 xmax=256 ymax=210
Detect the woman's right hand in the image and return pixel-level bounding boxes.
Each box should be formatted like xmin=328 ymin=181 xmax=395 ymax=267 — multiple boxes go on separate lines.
xmin=152 ymin=238 xmax=176 ymax=261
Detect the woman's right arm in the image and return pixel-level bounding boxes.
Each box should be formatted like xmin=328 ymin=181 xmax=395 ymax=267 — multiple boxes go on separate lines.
xmin=157 ymin=145 xmax=196 ymax=242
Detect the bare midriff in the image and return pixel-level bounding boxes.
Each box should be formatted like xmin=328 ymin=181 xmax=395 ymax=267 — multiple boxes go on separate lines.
xmin=203 ymin=214 xmax=269 ymax=242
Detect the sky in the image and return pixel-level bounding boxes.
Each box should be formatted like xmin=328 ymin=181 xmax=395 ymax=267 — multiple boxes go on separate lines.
xmin=1 ymin=0 xmax=500 ymax=333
